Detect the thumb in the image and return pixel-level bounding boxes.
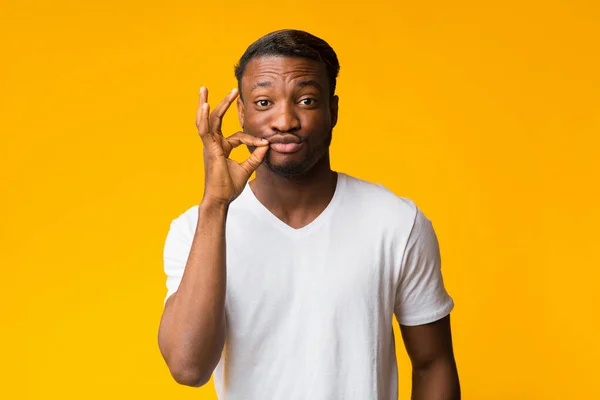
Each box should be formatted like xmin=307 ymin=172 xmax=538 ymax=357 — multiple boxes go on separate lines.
xmin=240 ymin=145 xmax=268 ymax=175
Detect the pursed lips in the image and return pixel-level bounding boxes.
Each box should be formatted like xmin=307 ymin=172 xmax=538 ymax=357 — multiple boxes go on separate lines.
xmin=265 ymin=134 xmax=304 ymax=153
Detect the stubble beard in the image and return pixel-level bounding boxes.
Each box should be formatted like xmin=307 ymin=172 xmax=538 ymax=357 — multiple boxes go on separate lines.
xmin=263 ymin=129 xmax=333 ymax=178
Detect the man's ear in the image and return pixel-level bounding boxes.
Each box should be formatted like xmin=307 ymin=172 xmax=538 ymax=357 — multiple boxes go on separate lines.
xmin=330 ymin=95 xmax=339 ymax=129
xmin=237 ymin=97 xmax=245 ymax=130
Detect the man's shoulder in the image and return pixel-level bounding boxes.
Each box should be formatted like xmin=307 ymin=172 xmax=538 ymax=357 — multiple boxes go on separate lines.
xmin=167 ymin=174 xmax=422 ymax=229
xmin=167 ymin=204 xmax=199 ymax=232
xmin=341 ymin=173 xmax=418 ymax=220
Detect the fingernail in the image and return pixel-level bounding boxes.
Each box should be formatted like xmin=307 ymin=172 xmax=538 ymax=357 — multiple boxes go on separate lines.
xmin=231 ymin=88 xmax=238 ymax=93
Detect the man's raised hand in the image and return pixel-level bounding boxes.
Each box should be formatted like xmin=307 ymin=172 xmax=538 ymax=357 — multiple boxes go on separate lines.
xmin=196 ymin=87 xmax=269 ymax=206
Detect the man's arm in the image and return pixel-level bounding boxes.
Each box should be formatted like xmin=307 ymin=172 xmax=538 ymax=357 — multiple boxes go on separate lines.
xmin=157 ymin=87 xmax=269 ymax=387
xmin=158 ymin=202 xmax=228 ymax=387
xmin=400 ymin=315 xmax=460 ymax=399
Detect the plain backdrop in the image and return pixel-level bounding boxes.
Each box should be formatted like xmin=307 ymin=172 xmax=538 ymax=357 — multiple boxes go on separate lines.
xmin=2 ymin=0 xmax=599 ymax=398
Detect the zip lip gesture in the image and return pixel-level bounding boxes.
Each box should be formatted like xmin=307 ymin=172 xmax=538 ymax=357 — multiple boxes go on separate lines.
xmin=195 ymin=86 xmax=269 ymax=206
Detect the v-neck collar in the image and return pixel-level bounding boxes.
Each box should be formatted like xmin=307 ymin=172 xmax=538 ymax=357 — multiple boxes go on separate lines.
xmin=241 ymin=172 xmax=346 ymax=238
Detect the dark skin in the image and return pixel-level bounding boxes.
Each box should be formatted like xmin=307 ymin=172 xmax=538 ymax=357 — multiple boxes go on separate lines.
xmin=237 ymin=56 xmax=339 ymax=229
xmin=401 ymin=315 xmax=461 ymax=399
xmin=158 ymin=55 xmax=460 ymax=398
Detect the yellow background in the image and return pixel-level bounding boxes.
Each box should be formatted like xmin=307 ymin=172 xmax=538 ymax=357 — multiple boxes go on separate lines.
xmin=2 ymin=0 xmax=599 ymax=398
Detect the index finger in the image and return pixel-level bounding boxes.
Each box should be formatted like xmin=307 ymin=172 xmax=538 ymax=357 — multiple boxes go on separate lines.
xmin=195 ymin=86 xmax=208 ymax=130
xmin=210 ymin=88 xmax=239 ymax=135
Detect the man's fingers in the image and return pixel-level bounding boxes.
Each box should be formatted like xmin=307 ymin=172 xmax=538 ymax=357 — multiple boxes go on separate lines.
xmin=210 ymin=88 xmax=239 ymax=135
xmin=195 ymin=86 xmax=209 ymax=130
xmin=239 ymin=145 xmax=269 ymax=175
xmin=197 ymin=102 xmax=210 ymax=139
xmin=223 ymin=132 xmax=268 ymax=157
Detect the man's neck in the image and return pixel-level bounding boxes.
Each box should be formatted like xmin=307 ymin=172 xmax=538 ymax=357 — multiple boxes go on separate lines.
xmin=249 ymin=155 xmax=338 ymax=229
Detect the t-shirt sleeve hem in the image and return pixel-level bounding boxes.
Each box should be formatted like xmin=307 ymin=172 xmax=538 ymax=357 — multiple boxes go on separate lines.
xmin=396 ymin=298 xmax=455 ymax=327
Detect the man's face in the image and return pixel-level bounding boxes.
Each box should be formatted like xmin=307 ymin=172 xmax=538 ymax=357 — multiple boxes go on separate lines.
xmin=237 ymin=56 xmax=338 ymax=177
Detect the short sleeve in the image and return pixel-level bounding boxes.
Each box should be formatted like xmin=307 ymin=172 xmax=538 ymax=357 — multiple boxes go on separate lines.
xmin=394 ymin=208 xmax=454 ymax=326
xmin=163 ymin=209 xmax=196 ymax=305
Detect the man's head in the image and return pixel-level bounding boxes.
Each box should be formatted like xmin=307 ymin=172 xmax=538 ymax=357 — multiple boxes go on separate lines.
xmin=234 ymin=30 xmax=340 ymax=178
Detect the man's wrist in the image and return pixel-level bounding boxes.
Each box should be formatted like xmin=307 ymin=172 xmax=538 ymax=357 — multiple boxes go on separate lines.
xmin=198 ymin=199 xmax=229 ymax=218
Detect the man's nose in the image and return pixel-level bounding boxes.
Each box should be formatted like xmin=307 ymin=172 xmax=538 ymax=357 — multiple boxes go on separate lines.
xmin=270 ymin=102 xmax=300 ymax=133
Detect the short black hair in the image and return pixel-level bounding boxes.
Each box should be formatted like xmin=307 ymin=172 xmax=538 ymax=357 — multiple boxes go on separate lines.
xmin=234 ymin=29 xmax=340 ymax=98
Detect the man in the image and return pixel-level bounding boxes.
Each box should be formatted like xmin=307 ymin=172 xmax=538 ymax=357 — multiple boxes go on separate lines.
xmin=158 ymin=29 xmax=460 ymax=399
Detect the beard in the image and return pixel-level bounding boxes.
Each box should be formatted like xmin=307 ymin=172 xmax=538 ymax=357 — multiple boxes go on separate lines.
xmin=262 ymin=129 xmax=333 ymax=178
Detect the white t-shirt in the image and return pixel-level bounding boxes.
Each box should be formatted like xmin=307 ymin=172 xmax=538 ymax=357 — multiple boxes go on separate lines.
xmin=163 ymin=172 xmax=454 ymax=399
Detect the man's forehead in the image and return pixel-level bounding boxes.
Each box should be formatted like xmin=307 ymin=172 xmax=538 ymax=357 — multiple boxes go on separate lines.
xmin=242 ymin=56 xmax=327 ymax=83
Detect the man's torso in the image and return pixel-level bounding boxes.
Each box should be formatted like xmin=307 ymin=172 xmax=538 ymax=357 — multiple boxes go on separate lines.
xmin=210 ymin=173 xmax=417 ymax=399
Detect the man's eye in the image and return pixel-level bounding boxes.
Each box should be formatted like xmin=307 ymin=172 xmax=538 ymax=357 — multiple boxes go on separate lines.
xmin=255 ymin=100 xmax=270 ymax=107
xmin=300 ymin=98 xmax=316 ymax=106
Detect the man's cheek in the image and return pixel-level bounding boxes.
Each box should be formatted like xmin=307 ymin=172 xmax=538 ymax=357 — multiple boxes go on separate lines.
xmin=242 ymin=123 xmax=258 ymax=136
xmin=242 ymin=119 xmax=265 ymax=136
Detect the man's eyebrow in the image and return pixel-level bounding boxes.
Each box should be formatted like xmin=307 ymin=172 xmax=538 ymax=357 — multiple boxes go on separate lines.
xmin=251 ymin=81 xmax=272 ymax=91
xmin=296 ymin=80 xmax=322 ymax=90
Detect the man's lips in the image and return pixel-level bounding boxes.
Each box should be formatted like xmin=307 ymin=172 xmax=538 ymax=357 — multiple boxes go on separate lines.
xmin=265 ymin=134 xmax=304 ymax=154
xmin=269 ymin=142 xmax=304 ymax=153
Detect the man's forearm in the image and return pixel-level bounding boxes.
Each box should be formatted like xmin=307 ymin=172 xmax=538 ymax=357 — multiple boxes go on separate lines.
xmin=411 ymin=357 xmax=460 ymax=399
xmin=158 ymin=201 xmax=229 ymax=387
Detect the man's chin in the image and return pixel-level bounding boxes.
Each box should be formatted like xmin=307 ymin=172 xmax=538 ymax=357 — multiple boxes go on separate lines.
xmin=264 ymin=159 xmax=310 ymax=178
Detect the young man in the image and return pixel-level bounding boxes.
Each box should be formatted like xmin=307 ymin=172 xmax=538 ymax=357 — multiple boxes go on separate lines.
xmin=158 ymin=29 xmax=460 ymax=399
